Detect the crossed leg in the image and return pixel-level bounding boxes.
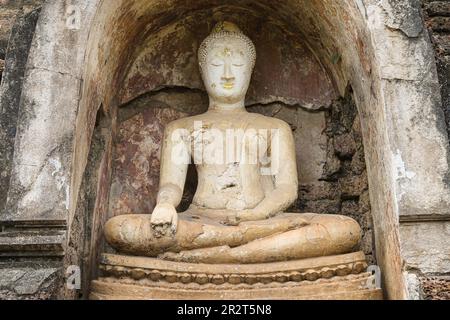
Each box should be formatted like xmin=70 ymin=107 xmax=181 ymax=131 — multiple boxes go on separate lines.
xmin=104 ymin=212 xmax=309 ymax=257
xmin=158 ymin=213 xmax=361 ymax=264
xmin=105 ymin=211 xmax=361 ymax=263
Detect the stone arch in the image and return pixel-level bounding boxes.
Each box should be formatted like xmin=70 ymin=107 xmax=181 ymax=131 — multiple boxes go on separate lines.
xmin=3 ymin=0 xmax=449 ymax=299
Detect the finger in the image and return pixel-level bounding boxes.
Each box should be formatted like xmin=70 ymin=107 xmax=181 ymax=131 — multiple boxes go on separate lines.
xmin=151 ymin=220 xmax=162 ymax=227
xmin=170 ymin=214 xmax=178 ymax=234
xmin=153 ymin=226 xmax=163 ymax=238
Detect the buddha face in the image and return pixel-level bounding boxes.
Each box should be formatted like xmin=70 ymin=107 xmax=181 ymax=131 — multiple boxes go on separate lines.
xmin=200 ymin=38 xmax=254 ymax=104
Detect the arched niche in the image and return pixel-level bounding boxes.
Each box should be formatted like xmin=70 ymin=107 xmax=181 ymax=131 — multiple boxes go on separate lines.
xmin=4 ymin=0 xmax=450 ymax=300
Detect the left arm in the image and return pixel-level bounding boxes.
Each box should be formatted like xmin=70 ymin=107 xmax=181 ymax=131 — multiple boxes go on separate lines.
xmin=232 ymin=122 xmax=298 ymax=224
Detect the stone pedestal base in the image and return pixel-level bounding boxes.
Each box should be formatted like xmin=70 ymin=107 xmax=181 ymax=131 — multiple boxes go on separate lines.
xmin=90 ymin=251 xmax=383 ymax=300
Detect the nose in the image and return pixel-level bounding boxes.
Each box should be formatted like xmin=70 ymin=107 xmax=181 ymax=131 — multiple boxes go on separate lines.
xmin=222 ymin=61 xmax=235 ymax=82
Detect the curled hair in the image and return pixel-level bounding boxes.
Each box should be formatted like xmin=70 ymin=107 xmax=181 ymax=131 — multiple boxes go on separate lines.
xmin=198 ymin=22 xmax=256 ymax=69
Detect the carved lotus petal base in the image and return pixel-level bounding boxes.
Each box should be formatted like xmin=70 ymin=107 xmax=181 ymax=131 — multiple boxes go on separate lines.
xmin=90 ymin=252 xmax=383 ymax=300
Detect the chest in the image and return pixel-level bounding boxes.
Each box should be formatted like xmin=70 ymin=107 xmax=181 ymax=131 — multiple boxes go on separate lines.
xmin=190 ymin=120 xmax=272 ymax=148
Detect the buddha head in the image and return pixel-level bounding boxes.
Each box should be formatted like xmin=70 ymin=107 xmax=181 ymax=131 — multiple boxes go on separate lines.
xmin=198 ymin=21 xmax=256 ymax=104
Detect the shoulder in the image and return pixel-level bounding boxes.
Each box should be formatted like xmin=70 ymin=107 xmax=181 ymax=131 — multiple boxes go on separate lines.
xmin=248 ymin=113 xmax=293 ymax=132
xmin=164 ymin=114 xmax=204 ymax=132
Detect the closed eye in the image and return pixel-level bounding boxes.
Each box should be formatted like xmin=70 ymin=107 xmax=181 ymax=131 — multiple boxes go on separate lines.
xmin=233 ymin=63 xmax=244 ymax=67
xmin=211 ymin=62 xmax=223 ymax=67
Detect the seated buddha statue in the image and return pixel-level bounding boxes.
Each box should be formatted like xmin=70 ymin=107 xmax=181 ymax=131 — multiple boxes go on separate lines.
xmin=104 ymin=22 xmax=361 ymax=264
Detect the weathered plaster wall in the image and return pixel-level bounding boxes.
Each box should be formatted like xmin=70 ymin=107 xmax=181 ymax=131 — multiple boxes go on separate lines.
xmin=110 ymin=92 xmax=198 ymax=218
xmin=0 ymin=0 xmax=44 ymax=59
xmin=0 ymin=0 xmax=99 ymax=299
xmin=0 ymin=3 xmax=60 ymax=300
xmin=0 ymin=0 xmax=44 ymax=213
xmin=120 ymin=9 xmax=336 ymax=108
xmin=0 ymin=8 xmax=40 ymax=220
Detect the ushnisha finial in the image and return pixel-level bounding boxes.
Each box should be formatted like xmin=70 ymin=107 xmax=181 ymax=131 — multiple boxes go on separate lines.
xmin=198 ymin=21 xmax=256 ymax=68
xmin=211 ymin=21 xmax=242 ymax=33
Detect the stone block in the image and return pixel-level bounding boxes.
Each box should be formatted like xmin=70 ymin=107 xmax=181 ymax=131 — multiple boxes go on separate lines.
xmin=400 ymin=222 xmax=450 ymax=274
xmin=0 ymin=266 xmax=59 ymax=299
xmin=351 ymin=148 xmax=367 ymax=175
xmin=381 ymin=0 xmax=424 ymax=37
xmin=421 ymin=276 xmax=450 ymax=300
xmin=299 ymin=199 xmax=341 ymax=215
xmin=295 ymin=109 xmax=328 ymax=183
xmin=299 ymin=182 xmax=340 ymax=201
xmin=405 ymin=272 xmax=423 ymax=300
xmin=425 ymin=1 xmax=450 ymax=17
xmin=0 ymin=269 xmax=26 ymax=289
xmin=361 ymin=231 xmax=374 ymax=261
xmin=341 ymin=200 xmax=360 ymax=216
xmin=322 ymin=142 xmax=342 ymax=180
xmin=432 ymin=34 xmax=450 ymax=55
xmin=334 ymin=134 xmax=357 ymax=159
xmin=13 ymin=268 xmax=58 ymax=295
xmin=359 ymin=191 xmax=372 ymax=213
xmin=339 ymin=174 xmax=369 ymax=198
xmin=0 ymin=231 xmax=65 ymax=256
xmin=428 ymin=16 xmax=450 ymax=32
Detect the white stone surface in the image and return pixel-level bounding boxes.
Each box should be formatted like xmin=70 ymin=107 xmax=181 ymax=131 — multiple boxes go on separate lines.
xmin=400 ymin=222 xmax=450 ymax=274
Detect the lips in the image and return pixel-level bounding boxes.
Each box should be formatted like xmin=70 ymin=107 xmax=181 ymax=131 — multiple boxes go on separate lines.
xmin=222 ymin=83 xmax=234 ymax=89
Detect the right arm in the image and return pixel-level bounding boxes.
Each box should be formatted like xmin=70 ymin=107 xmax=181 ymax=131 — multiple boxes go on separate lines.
xmin=151 ymin=122 xmax=190 ymax=236
xmin=157 ymin=122 xmax=190 ymax=207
